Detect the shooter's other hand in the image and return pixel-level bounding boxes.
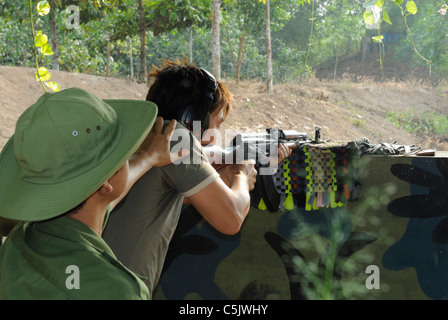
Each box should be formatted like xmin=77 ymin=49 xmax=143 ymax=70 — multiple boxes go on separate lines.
xmin=268 ymin=143 xmax=292 ymax=167
xmin=218 ymin=160 xmax=257 ymax=191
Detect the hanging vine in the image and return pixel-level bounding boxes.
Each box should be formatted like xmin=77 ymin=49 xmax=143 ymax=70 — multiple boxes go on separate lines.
xmin=30 ymin=0 xmax=60 ymax=92
xmin=363 ymin=0 xmax=432 ymax=80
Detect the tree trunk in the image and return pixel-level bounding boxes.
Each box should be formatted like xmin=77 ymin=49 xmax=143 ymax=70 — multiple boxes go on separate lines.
xmin=138 ymin=0 xmax=147 ymax=83
xmin=225 ymin=27 xmax=238 ymax=83
xmin=49 ymin=0 xmax=59 ymax=70
xmin=236 ymin=30 xmax=247 ymax=85
xmin=189 ymin=25 xmax=194 ymax=63
xmin=137 ymin=55 xmax=140 ymax=80
xmin=224 ymin=3 xmax=250 ymax=85
xmin=106 ymin=40 xmax=110 ymax=77
xmin=129 ymin=39 xmax=134 ymax=79
xmin=334 ymin=54 xmax=339 ymax=81
xmin=346 ymin=36 xmax=352 ymax=55
xmin=361 ymin=35 xmax=369 ymax=64
xmin=265 ymin=0 xmax=273 ymax=94
xmin=211 ymin=0 xmax=221 ymax=80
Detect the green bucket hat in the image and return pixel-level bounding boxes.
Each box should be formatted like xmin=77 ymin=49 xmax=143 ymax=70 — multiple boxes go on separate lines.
xmin=0 ymin=87 xmax=157 ymax=221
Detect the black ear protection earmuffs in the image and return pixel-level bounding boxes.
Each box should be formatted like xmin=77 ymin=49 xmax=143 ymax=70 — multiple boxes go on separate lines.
xmin=178 ymin=68 xmax=218 ymax=132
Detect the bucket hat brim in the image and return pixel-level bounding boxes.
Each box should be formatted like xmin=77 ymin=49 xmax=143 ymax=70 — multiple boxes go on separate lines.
xmin=0 ymin=99 xmax=157 ymax=222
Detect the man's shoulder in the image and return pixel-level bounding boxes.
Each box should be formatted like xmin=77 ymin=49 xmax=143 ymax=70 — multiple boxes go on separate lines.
xmin=0 ymin=234 xmax=148 ymax=300
xmin=50 ymin=248 xmax=149 ymax=299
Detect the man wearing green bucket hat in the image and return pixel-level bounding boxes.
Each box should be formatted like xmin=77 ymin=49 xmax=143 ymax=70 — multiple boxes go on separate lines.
xmin=0 ymin=87 xmax=179 ymax=299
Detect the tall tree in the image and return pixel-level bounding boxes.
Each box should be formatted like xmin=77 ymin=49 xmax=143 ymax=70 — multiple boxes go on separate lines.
xmin=223 ymin=0 xmax=264 ymax=84
xmin=223 ymin=0 xmax=301 ymax=84
xmin=211 ymin=0 xmax=221 ymax=79
xmin=138 ymin=0 xmax=147 ymax=82
xmin=313 ymin=0 xmax=364 ymax=79
xmin=264 ymin=0 xmax=273 ymax=94
xmin=260 ymin=0 xmax=309 ymax=91
xmin=43 ymin=0 xmax=116 ymax=71
xmin=48 ymin=0 xmax=59 ymax=70
xmin=142 ymin=0 xmax=212 ymax=76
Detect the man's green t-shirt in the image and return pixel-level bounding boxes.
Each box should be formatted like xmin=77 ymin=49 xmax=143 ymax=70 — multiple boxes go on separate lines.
xmin=0 ymin=215 xmax=149 ymax=300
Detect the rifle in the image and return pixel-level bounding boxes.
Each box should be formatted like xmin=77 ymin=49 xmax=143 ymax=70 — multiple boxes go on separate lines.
xmin=203 ymin=128 xmax=310 ymax=167
xmin=203 ymin=127 xmax=320 ymax=212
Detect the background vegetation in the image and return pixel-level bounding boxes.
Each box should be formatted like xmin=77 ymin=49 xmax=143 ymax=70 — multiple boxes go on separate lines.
xmin=0 ymin=0 xmax=447 ymax=84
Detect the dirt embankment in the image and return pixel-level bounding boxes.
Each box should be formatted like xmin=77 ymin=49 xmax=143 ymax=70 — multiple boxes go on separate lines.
xmin=1 ymin=65 xmax=447 ymax=153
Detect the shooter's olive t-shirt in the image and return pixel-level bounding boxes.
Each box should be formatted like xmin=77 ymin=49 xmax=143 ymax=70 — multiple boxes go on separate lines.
xmin=102 ymin=122 xmax=219 ymax=296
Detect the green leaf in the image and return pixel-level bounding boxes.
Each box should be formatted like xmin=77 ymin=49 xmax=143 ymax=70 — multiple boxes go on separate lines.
xmin=383 ymin=10 xmax=392 ymax=24
xmin=45 ymin=81 xmax=61 ymax=92
xmin=375 ymin=0 xmax=385 ymax=8
xmin=406 ymin=1 xmax=418 ymax=15
xmin=41 ymin=43 xmax=54 ymax=56
xmin=36 ymin=67 xmax=51 ymax=81
xmin=34 ymin=31 xmax=48 ymax=47
xmin=102 ymin=0 xmax=117 ymax=7
xmin=364 ymin=11 xmax=375 ymax=25
xmin=36 ymin=0 xmax=50 ymax=16
xmin=36 ymin=67 xmax=47 ymax=78
xmin=372 ymin=35 xmax=384 ymax=43
xmin=169 ymin=11 xmax=179 ymax=22
xmin=394 ymin=0 xmax=403 ymax=5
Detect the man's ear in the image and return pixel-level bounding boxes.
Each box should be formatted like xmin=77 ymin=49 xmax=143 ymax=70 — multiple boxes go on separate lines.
xmin=100 ymin=181 xmax=113 ymax=194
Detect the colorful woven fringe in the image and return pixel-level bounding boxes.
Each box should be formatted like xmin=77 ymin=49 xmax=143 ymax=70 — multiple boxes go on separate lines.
xmin=264 ymin=144 xmax=356 ymax=212
xmin=304 ymin=146 xmax=343 ymax=211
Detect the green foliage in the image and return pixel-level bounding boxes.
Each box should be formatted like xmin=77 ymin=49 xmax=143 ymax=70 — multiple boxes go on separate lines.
xmin=0 ymin=18 xmax=33 ymax=66
xmin=35 ymin=30 xmax=53 ymax=56
xmin=386 ymin=108 xmax=448 ymax=135
xmin=351 ymin=118 xmax=367 ymax=127
xmin=273 ymin=43 xmax=306 ymax=81
xmin=285 ymin=204 xmax=384 ymax=300
xmin=0 ymin=0 xmax=446 ymax=83
xmin=36 ymin=0 xmax=50 ymax=16
xmin=394 ymin=2 xmax=448 ymax=75
xmin=363 ymin=0 xmax=432 ymax=80
xmin=312 ymin=0 xmax=365 ymax=65
xmin=30 ymin=0 xmax=60 ymax=92
xmin=145 ymin=0 xmax=213 ymax=35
